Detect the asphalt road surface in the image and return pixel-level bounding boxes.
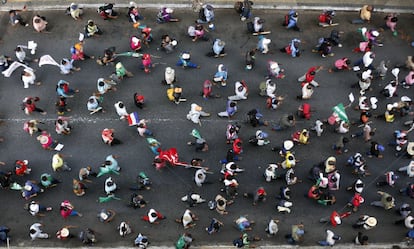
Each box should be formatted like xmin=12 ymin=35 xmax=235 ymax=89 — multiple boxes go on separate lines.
xmin=0 ymin=7 xmax=414 ymax=248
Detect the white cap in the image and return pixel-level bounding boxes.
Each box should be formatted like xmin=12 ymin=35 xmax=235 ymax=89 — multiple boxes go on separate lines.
xmin=401 ymin=96 xmax=412 ymax=102
xmin=371 ymin=30 xmax=379 ymax=37
xmin=182 ymin=53 xmax=190 ymax=60
xmin=263 ymin=38 xmax=271 ymax=45
xmin=165 ymin=8 xmax=173 ymax=13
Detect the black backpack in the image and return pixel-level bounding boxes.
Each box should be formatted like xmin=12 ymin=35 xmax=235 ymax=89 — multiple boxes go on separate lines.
xmin=198 ymin=8 xmax=206 ymax=21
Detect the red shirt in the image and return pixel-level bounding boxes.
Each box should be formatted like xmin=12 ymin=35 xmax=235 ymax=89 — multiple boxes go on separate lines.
xmin=305 ymin=67 xmax=317 ymax=82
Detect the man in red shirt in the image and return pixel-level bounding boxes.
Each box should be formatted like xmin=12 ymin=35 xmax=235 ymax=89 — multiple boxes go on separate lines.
xmin=298 ymin=66 xmax=323 ymax=87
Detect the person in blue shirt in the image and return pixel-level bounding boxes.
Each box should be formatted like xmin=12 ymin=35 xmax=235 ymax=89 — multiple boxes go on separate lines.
xmin=283 ymin=10 xmax=300 ymax=31
xmin=56 ymin=80 xmax=79 ymax=98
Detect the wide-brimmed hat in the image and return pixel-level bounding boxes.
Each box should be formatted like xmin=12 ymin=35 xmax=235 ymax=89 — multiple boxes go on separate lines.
xmin=100 ymin=212 xmax=109 ymax=221
xmin=366 ymin=217 xmax=377 ymax=227
xmin=326 ymin=156 xmax=336 ymax=166
xmin=407 ymin=142 xmax=414 ymax=156
xmin=401 ymin=96 xmax=412 ymax=102
xmin=283 ymin=140 xmax=294 ymax=150
xmin=60 ymin=228 xmax=70 ymax=238
xmin=37 ymin=135 xmax=49 ymax=145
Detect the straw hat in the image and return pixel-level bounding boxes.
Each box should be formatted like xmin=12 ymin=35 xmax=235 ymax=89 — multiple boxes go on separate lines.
xmin=60 ymin=228 xmax=69 ymax=238
xmin=100 ymin=212 xmax=109 ymax=221
xmin=283 ymin=140 xmax=294 ymax=151
xmin=218 ymin=40 xmax=225 ymax=47
xmin=37 ymin=135 xmax=49 ymax=145
xmin=366 ymin=217 xmax=377 ymax=227
xmin=407 ymin=142 xmax=414 ymax=156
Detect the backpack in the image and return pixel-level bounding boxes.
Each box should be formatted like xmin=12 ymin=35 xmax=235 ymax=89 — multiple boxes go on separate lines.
xmin=198 ymin=8 xmax=206 ymax=21
xmin=319 ymin=14 xmax=326 ymax=23
xmin=70 ymin=46 xmax=76 ymax=55
xmin=266 ymin=97 xmax=273 ymax=109
xmin=347 ymin=156 xmax=355 ymax=165
xmin=234 ymin=1 xmax=243 ymax=13
xmin=283 ymin=14 xmax=289 ymax=26
xmin=246 ymin=21 xmax=254 ymax=33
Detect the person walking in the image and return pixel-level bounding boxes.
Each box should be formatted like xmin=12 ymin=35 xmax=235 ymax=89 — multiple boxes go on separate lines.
xmin=29 ymin=223 xmax=49 ymax=240
xmin=60 ymin=200 xmax=82 ymax=219
xmin=370 ymin=191 xmax=395 ymax=210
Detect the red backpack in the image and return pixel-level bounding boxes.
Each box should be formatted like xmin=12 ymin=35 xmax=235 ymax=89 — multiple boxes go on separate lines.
xmin=319 ymin=14 xmax=326 ymax=23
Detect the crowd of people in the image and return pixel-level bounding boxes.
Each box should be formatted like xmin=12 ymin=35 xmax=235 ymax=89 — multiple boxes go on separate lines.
xmin=1 ymin=1 xmax=414 ymax=248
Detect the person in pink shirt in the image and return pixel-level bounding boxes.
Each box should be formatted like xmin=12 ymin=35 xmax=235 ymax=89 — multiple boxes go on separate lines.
xmin=385 ymin=13 xmax=398 ymax=36
xmin=60 ymin=200 xmax=82 ymax=219
xmin=402 ymin=71 xmax=414 ymax=88
xmin=329 ymin=57 xmax=351 ymax=72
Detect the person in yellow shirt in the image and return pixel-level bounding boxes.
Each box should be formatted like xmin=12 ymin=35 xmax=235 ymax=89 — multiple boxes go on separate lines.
xmin=352 ymin=5 xmax=373 ymax=24
xmin=52 ymin=153 xmax=71 ymax=172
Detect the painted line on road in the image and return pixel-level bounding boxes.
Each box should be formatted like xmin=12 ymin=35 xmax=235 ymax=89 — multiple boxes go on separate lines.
xmin=0 ymin=3 xmax=413 ymax=13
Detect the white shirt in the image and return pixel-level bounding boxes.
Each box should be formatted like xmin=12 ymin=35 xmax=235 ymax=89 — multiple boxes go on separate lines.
xmin=267 ymin=220 xmax=279 ymax=235
xmin=182 ymin=209 xmax=193 ymax=227
xmin=15 ymin=49 xmax=26 ymax=62
xmin=195 ymin=169 xmax=206 ymax=187
xmin=22 ymin=70 xmax=36 ymax=88
xmin=325 ymin=230 xmax=336 ymax=245
xmin=363 ymin=52 xmax=374 ymax=67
